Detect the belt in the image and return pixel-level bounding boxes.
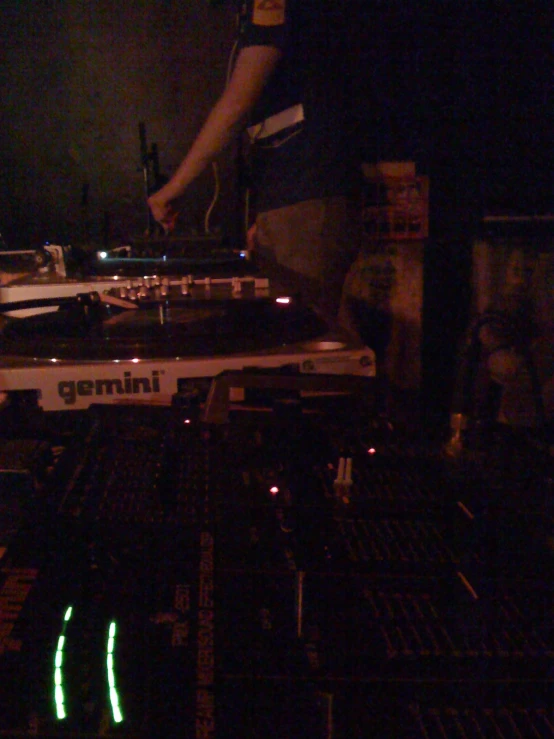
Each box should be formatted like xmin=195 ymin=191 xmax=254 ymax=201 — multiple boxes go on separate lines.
xmin=247 ymin=103 xmax=305 ymax=141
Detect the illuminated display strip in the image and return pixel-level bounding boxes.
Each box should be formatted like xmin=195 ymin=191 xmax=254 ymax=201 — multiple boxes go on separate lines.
xmin=106 ymin=621 xmax=123 ymax=723
xmin=54 ymin=606 xmax=73 ymax=720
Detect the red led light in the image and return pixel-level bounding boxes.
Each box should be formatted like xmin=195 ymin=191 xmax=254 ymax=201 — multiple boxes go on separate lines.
xmin=270 ymin=486 xmax=279 ymax=495
xmin=368 ymin=448 xmax=376 ymax=455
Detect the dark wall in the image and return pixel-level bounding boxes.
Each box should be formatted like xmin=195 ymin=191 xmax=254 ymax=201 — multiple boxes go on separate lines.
xmin=0 ymin=0 xmax=236 ymax=246
xmin=1 ymin=1 xmax=551 ymax=249
xmin=353 ymin=2 xmax=553 ymax=231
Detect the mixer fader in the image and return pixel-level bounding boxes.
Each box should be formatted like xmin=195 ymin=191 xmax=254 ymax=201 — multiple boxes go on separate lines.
xmin=0 ymin=383 xmax=552 ymax=737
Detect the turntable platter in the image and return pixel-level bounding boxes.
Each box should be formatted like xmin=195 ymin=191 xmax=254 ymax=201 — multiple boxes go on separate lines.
xmin=0 ymin=296 xmax=329 ymax=360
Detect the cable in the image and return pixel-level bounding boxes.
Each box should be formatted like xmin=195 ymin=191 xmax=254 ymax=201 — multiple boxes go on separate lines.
xmin=199 ymin=37 xmax=240 ymax=236
xmin=204 ymin=162 xmax=221 ymax=234
xmin=201 ymin=36 xmax=240 ymax=236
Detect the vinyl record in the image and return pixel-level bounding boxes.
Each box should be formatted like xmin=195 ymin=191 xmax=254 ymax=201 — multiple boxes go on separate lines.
xmin=0 ymin=296 xmax=329 ymax=360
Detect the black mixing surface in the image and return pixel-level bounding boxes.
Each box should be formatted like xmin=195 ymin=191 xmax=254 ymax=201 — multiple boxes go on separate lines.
xmin=0 ymin=391 xmax=552 ymax=737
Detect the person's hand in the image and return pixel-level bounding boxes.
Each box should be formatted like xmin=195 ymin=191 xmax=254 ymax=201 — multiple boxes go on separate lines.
xmin=147 ymin=190 xmax=179 ymax=234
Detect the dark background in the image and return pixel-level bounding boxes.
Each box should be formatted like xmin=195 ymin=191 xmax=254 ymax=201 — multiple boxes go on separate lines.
xmin=0 ymin=0 xmax=552 ymax=422
xmin=1 ymin=1 xmax=551 ymax=247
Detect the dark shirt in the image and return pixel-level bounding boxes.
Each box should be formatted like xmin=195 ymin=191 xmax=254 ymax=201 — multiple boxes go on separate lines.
xmin=238 ymin=0 xmax=360 ymax=212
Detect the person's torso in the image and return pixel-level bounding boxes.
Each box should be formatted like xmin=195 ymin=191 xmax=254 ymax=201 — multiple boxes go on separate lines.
xmin=237 ymin=0 xmax=360 ymax=211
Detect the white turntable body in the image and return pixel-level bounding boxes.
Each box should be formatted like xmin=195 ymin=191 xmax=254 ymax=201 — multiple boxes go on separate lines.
xmin=0 ymin=245 xmax=130 ymax=317
xmin=0 ymin=255 xmax=376 ymax=411
xmin=0 ymin=345 xmax=375 ymax=412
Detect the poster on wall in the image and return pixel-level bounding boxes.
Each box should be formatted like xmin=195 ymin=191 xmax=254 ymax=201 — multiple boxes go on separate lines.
xmin=361 ymin=161 xmax=429 ymax=242
xmin=342 ymin=162 xmax=427 ymax=399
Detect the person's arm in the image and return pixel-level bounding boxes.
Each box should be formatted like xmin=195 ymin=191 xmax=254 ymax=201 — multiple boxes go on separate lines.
xmin=148 ymin=44 xmax=282 ymax=230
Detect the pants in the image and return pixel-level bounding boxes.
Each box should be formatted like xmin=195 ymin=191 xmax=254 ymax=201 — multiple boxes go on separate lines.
xmin=255 ymin=196 xmax=361 ymax=329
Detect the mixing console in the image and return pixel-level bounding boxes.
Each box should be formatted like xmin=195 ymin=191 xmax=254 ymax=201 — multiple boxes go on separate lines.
xmin=0 ymin=384 xmax=552 ymax=737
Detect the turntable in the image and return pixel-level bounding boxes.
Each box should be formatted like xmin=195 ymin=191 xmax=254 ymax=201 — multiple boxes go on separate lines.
xmin=0 ymin=271 xmax=375 ymax=411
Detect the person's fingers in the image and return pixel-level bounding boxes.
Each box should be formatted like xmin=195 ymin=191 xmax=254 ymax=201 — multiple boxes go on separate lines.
xmin=162 ymin=209 xmax=179 ymax=234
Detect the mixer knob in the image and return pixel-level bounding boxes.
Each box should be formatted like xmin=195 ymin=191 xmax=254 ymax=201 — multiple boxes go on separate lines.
xmin=232 ymin=277 xmax=242 ymax=294
xmin=128 ymin=288 xmax=138 ymax=300
xmin=160 ymin=283 xmax=169 ymax=296
xmin=144 ymin=277 xmax=152 ymax=288
xmin=139 ymin=285 xmax=149 ymax=298
xmin=119 ymin=286 xmax=128 ymax=299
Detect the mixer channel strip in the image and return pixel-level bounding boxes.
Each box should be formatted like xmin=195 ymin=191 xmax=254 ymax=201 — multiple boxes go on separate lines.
xmin=48 ymin=405 xmax=208 ymax=525
xmin=350 ymin=463 xmax=442 ymax=506
xmin=331 ymin=515 xmax=477 ymax=571
xmin=212 ymin=571 xmax=552 ymax=683
xmin=313 ymin=682 xmax=554 ymax=738
xmin=328 ymin=450 xmax=451 ymax=511
xmin=408 ymin=705 xmax=554 ymax=739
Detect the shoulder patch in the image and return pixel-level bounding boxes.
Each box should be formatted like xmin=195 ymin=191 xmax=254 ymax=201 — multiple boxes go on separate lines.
xmin=252 ymin=0 xmax=286 ymax=27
